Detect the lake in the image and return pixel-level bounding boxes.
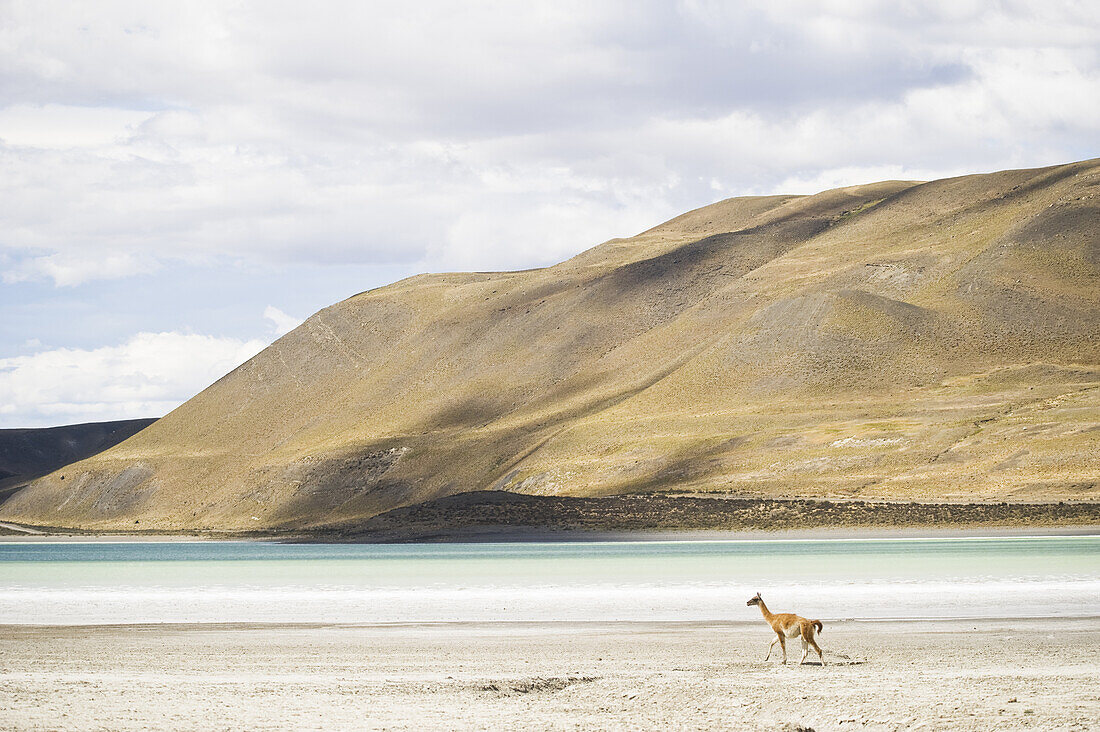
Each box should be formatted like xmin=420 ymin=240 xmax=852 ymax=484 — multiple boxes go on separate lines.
xmin=1 ymin=536 xmax=1097 ymax=625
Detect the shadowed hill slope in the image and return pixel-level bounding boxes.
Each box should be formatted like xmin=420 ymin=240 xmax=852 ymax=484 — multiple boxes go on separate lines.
xmin=0 ymin=419 xmax=156 ymax=500
xmin=3 ymin=160 xmax=1098 ymax=531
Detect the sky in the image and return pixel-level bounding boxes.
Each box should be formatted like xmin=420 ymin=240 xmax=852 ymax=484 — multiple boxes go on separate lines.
xmin=1 ymin=0 xmax=1099 ymax=428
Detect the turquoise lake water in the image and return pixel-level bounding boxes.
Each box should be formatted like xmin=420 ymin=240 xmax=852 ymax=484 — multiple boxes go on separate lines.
xmin=1 ymin=536 xmax=1097 ymax=624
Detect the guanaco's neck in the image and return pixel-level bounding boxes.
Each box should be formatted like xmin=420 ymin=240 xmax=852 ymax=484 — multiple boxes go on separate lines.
xmin=756 ymin=600 xmax=774 ymax=621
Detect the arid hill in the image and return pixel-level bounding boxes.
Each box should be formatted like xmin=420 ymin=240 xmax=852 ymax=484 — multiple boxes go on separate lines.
xmin=3 ymin=160 xmax=1098 ymax=531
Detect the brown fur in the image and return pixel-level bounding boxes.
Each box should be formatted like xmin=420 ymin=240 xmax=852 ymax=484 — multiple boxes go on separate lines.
xmin=746 ymin=592 xmax=825 ymax=666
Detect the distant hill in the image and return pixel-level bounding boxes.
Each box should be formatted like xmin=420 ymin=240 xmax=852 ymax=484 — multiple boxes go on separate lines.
xmin=0 ymin=419 xmax=156 ymax=502
xmin=2 ymin=160 xmax=1098 ymax=532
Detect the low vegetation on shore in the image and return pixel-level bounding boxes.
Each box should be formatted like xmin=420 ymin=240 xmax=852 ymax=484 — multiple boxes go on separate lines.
xmin=319 ymin=493 xmax=1100 ymax=541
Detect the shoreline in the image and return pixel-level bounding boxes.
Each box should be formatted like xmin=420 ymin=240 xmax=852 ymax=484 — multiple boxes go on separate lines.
xmin=1 ymin=522 xmax=1097 ymax=543
xmin=305 ymin=523 xmax=1100 ymax=543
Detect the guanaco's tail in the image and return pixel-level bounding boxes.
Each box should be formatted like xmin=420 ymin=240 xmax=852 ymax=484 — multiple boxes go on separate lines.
xmin=813 ymin=620 xmax=823 ymax=634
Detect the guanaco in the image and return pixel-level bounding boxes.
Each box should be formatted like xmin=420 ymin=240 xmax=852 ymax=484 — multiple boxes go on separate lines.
xmin=746 ymin=592 xmax=825 ymax=666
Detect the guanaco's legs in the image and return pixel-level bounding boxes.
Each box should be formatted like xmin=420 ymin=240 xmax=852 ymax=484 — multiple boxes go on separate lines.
xmin=809 ymin=637 xmax=825 ymax=666
xmin=764 ymin=636 xmax=780 ymax=661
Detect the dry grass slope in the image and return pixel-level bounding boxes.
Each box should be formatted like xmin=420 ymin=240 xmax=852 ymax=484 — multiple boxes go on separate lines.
xmin=3 ymin=160 xmax=1098 ymax=530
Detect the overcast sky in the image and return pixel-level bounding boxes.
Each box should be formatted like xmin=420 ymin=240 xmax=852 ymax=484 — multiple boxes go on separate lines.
xmin=1 ymin=1 xmax=1099 ymax=427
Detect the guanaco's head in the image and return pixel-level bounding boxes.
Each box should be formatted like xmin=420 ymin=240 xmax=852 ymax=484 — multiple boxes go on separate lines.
xmin=746 ymin=592 xmax=762 ymax=607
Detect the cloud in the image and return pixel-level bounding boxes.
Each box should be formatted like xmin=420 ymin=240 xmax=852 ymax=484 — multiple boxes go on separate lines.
xmin=263 ymin=306 xmax=302 ymax=337
xmin=0 ymin=104 xmax=155 ymax=148
xmin=0 ymin=1 xmax=1096 ymax=288
xmin=0 ymin=332 xmax=266 ymax=428
xmin=3 ymin=251 xmax=161 ymax=287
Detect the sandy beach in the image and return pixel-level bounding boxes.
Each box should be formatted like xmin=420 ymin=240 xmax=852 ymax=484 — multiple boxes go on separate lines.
xmin=1 ymin=618 xmax=1097 ymax=731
